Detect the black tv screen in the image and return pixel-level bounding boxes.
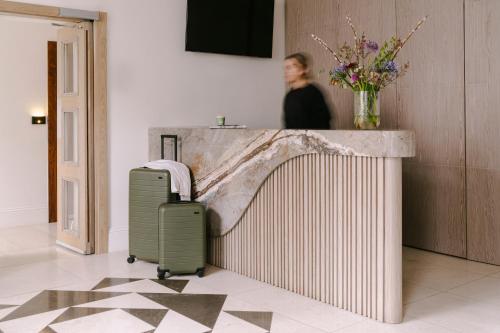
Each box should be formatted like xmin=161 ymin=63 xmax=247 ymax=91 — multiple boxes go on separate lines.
xmin=185 ymin=0 xmax=275 ymax=58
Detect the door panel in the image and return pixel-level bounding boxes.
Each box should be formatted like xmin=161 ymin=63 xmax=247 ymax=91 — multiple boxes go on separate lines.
xmin=397 ymin=0 xmax=466 ymax=257
xmin=62 ymin=178 xmax=79 ymax=235
xmin=465 ymin=0 xmax=500 ymax=265
xmin=62 ymin=110 xmax=78 ymax=163
xmin=56 ymin=23 xmax=91 ymax=254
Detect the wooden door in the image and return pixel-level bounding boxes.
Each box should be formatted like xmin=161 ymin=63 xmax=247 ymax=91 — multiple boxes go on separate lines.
xmin=56 ymin=23 xmax=92 ymax=254
xmin=397 ymin=0 xmax=466 ymax=257
xmin=48 ymin=41 xmax=57 ymax=223
xmin=465 ymin=0 xmax=500 ymax=265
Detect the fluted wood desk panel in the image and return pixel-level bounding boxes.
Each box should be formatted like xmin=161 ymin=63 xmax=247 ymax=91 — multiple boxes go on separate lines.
xmin=209 ymin=154 xmax=402 ymax=323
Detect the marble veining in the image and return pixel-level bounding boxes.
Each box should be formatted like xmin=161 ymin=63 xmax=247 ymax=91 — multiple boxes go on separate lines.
xmin=149 ymin=128 xmax=415 ymax=235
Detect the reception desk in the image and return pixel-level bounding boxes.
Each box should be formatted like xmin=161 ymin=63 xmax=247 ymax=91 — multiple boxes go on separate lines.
xmin=149 ymin=128 xmax=415 ymax=323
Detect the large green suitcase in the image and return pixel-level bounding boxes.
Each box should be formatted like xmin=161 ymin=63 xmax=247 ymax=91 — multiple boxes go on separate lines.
xmin=157 ymin=202 xmax=206 ymax=279
xmin=128 ymin=168 xmax=178 ymax=264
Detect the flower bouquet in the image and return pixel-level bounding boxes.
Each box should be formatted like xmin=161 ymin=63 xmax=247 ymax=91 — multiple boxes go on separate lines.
xmin=312 ymin=16 xmax=427 ymax=129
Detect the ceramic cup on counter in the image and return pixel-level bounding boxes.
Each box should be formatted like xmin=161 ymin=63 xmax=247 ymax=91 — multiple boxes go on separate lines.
xmin=216 ymin=115 xmax=225 ymax=126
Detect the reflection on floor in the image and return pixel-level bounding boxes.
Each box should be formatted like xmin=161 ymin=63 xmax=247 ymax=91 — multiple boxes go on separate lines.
xmin=1 ymin=223 xmax=500 ymax=332
xmin=0 ymin=223 xmax=56 ymax=256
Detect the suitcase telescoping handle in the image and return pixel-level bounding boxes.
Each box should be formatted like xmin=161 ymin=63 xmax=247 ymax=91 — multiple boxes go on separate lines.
xmin=160 ymin=135 xmax=178 ymax=161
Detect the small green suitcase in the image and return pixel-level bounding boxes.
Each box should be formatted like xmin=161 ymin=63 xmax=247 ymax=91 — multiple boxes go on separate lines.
xmin=128 ymin=168 xmax=178 ymax=264
xmin=157 ymin=202 xmax=206 ymax=279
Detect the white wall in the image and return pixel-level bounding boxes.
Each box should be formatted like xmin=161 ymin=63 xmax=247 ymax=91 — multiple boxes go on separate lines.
xmin=12 ymin=0 xmax=286 ymax=250
xmin=0 ymin=17 xmax=58 ymax=227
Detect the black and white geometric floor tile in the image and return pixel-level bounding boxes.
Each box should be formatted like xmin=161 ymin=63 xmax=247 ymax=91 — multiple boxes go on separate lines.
xmin=0 ymin=277 xmax=273 ymax=333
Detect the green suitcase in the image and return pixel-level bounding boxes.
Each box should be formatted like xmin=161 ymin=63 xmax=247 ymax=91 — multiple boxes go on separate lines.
xmin=157 ymin=202 xmax=206 ymax=279
xmin=128 ymin=168 xmax=178 ymax=264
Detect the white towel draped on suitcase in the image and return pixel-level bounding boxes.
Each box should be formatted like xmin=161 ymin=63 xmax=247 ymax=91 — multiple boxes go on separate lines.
xmin=143 ymin=160 xmax=191 ymax=201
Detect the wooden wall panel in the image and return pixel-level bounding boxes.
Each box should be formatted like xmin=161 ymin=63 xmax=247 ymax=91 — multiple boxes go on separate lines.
xmin=285 ymin=0 xmax=397 ymax=130
xmin=396 ymin=0 xmax=466 ymax=257
xmin=402 ymin=163 xmax=465 ymax=253
xmin=465 ymin=0 xmax=500 ymax=265
xmin=286 ymin=0 xmax=468 ymax=258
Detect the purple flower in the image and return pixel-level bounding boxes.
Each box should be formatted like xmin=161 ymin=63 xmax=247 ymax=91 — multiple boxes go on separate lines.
xmin=351 ymin=73 xmax=359 ymax=83
xmin=365 ymin=40 xmax=379 ymax=52
xmin=332 ymin=64 xmax=347 ymax=79
xmin=383 ymin=60 xmax=399 ymax=74
xmin=335 ymin=64 xmax=347 ymax=74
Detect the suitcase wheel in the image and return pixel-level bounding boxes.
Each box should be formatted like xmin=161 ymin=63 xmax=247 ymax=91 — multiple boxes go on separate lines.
xmin=196 ymin=267 xmax=205 ymax=278
xmin=157 ymin=268 xmax=169 ymax=280
xmin=127 ymin=255 xmax=136 ymax=264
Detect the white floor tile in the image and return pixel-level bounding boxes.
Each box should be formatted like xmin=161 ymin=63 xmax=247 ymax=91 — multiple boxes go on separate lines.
xmin=216 ymin=296 xmax=281 ymax=332
xmin=0 ymin=291 xmax=41 ymax=306
xmin=403 ymin=281 xmax=441 ymax=304
xmin=0 ymin=245 xmax=77 ymax=269
xmin=193 ymin=266 xmax=268 ymax=295
xmin=31 ymin=223 xmax=57 ymax=234
xmin=269 ymin=313 xmax=330 ymax=333
xmin=404 ymin=265 xmax=484 ymax=291
xmin=0 ymin=306 xmax=18 ymax=322
xmin=49 ymin=308 xmax=154 ymax=333
xmin=236 ymin=283 xmax=321 ymax=316
xmin=0 ymin=224 xmax=56 ymax=251
xmin=405 ymin=292 xmax=500 ymax=333
xmin=404 ymin=247 xmax=500 ymax=275
xmin=181 ymin=280 xmax=223 ymax=294
xmin=334 ymin=316 xmax=458 ymax=333
xmin=0 ymin=237 xmax=20 ymax=254
xmin=235 ymin=284 xmax=362 ymax=332
xmin=54 ymin=251 xmax=157 ymax=281
xmin=221 ymin=296 xmax=271 ymax=312
xmin=0 ymin=308 xmax=66 ymax=333
xmin=448 ymin=277 xmax=500 ymax=305
xmin=155 ymin=309 xmax=211 ymax=333
xmin=0 ymin=261 xmax=83 ymax=298
xmin=212 ymin=311 xmax=268 ymax=333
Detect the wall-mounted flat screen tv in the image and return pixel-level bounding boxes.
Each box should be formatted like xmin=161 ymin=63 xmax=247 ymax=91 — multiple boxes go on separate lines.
xmin=185 ymin=0 xmax=275 ymax=58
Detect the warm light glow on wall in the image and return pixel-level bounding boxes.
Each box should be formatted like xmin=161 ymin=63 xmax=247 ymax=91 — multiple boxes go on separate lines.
xmin=30 ymin=106 xmax=46 ymax=117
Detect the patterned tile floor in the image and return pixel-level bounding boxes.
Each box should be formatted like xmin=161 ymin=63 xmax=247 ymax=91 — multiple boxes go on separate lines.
xmin=1 ymin=223 xmax=500 ymax=332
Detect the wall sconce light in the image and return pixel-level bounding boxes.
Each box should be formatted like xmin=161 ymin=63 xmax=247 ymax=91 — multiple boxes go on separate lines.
xmin=32 ymin=116 xmax=47 ymax=125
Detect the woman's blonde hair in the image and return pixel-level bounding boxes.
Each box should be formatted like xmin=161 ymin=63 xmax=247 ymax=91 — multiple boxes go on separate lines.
xmin=285 ymin=52 xmax=312 ymax=79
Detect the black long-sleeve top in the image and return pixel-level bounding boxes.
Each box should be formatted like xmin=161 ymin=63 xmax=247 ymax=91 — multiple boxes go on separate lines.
xmin=283 ymin=83 xmax=331 ymax=129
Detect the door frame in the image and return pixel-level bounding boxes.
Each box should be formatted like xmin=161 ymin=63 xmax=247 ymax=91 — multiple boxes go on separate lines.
xmin=0 ymin=0 xmax=109 ymax=254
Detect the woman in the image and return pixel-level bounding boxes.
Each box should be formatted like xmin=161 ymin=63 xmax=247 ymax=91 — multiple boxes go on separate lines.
xmin=283 ymin=53 xmax=331 ymax=129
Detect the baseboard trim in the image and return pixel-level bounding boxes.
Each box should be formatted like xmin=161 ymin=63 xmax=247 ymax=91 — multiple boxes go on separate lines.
xmin=0 ymin=206 xmax=48 ymax=228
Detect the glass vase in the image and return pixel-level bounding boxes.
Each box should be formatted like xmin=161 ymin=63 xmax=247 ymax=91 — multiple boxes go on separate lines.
xmin=354 ymin=90 xmax=380 ymax=130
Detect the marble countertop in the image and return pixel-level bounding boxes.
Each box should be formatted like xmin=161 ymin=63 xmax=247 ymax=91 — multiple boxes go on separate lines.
xmin=149 ymin=128 xmax=415 ymax=159
xmin=148 ymin=128 xmax=415 ymax=235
